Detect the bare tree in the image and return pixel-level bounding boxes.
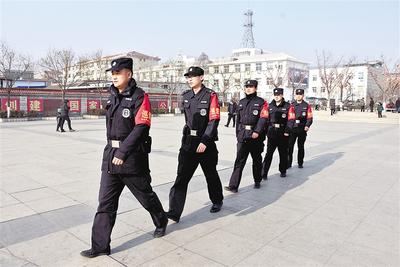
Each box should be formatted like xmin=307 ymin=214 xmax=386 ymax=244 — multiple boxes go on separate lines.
xmin=265 ymin=61 xmax=287 ymax=88
xmin=287 ymin=67 xmax=308 ymax=100
xmin=0 ymin=42 xmax=33 ymax=117
xmin=40 ymin=48 xmax=82 ymax=100
xmin=316 ymin=50 xmax=344 ymax=103
xmin=368 ymin=58 xmax=400 ymax=102
xmin=161 ymin=57 xmax=186 ymax=112
xmin=334 ymin=57 xmax=355 ymax=101
xmin=91 ymin=50 xmax=109 ymax=108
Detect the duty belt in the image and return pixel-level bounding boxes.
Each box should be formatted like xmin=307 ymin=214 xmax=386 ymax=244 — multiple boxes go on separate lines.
xmin=243 ymin=125 xmax=254 ymax=130
xmin=295 ymin=120 xmax=300 ymax=124
xmin=272 ymin=123 xmax=282 ymax=128
xmin=108 ymin=140 xmax=121 ymax=148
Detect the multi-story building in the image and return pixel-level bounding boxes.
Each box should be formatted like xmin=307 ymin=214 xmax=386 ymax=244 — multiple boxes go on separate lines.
xmin=133 ymin=48 xmax=309 ymax=102
xmin=307 ymin=61 xmax=383 ymax=102
xmin=204 ymin=48 xmax=308 ymax=101
xmin=66 ymin=50 xmax=161 ymax=89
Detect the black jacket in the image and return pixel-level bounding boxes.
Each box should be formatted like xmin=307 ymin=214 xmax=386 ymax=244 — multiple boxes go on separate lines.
xmin=266 ymin=99 xmax=295 ymax=138
xmin=227 ymin=101 xmax=237 ymax=115
xmin=101 ymin=78 xmax=152 ymax=175
xmin=235 ymin=93 xmax=269 ymax=143
xmin=181 ymin=85 xmax=220 ymax=152
xmin=292 ymin=100 xmax=313 ymax=130
xmin=60 ymin=103 xmax=70 ymax=117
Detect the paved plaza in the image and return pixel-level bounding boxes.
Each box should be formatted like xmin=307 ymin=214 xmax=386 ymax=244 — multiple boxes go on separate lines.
xmin=0 ymin=111 xmax=399 ymax=266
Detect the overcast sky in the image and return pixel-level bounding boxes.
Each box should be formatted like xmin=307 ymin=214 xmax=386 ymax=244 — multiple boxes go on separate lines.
xmin=1 ymin=0 xmax=399 ymax=65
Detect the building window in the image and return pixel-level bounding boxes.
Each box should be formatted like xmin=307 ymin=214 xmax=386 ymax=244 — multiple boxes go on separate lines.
xmin=321 ymin=87 xmax=326 ymax=93
xmin=312 ymin=76 xmax=317 ymax=81
xmin=214 ymin=67 xmax=219 ymax=74
xmin=266 ymin=78 xmax=273 ymax=85
xmin=224 ymin=79 xmax=229 ymax=87
xmin=358 ymin=72 xmax=364 ymax=79
xmin=213 ymin=79 xmax=219 ymax=87
xmin=278 ymin=77 xmax=283 ymax=85
xmin=256 ymin=63 xmax=262 ymax=71
xmin=224 ymin=65 xmax=229 ymax=73
xmin=235 ymin=79 xmax=240 ymax=85
xmin=245 ymin=64 xmax=251 ymax=72
xmin=209 ymin=67 xmax=213 ymax=74
xmin=235 ymin=64 xmax=240 ymax=72
xmin=312 ymin=87 xmax=317 ymax=93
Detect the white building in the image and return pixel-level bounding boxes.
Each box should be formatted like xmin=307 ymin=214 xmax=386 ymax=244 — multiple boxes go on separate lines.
xmin=133 ymin=48 xmax=309 ymax=102
xmin=308 ymin=61 xmax=383 ymax=102
xmin=204 ymin=48 xmax=309 ymax=101
xmin=66 ymin=51 xmax=161 ymax=88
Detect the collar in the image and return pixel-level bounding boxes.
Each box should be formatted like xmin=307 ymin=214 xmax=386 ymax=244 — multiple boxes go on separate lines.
xmin=110 ymin=78 xmax=137 ymax=97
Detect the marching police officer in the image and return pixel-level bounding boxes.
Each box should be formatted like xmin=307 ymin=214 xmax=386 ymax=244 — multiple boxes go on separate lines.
xmin=225 ymin=80 xmax=269 ymax=192
xmin=81 ymin=58 xmax=167 ymax=258
xmin=167 ymin=66 xmax=224 ymax=223
xmin=262 ymin=88 xmax=295 ymax=179
xmin=288 ymin=89 xmax=313 ymax=169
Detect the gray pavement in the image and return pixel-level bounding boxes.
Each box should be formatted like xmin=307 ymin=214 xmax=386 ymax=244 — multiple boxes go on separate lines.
xmin=0 ymin=111 xmax=399 ymax=267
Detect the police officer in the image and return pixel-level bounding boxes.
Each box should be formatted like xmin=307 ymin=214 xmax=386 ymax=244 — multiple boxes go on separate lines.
xmin=81 ymin=58 xmax=167 ymax=258
xmin=167 ymin=66 xmax=223 ymax=223
xmin=287 ymin=89 xmax=313 ymax=169
xmin=224 ymin=80 xmax=269 ymax=192
xmin=262 ymin=88 xmax=295 ymax=179
xmin=225 ymin=98 xmax=237 ymax=127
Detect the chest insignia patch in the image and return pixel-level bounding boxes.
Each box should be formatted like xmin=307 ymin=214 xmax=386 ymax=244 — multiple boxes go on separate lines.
xmin=302 ymin=111 xmax=306 ymax=116
xmin=282 ymin=113 xmax=287 ymax=118
xmin=122 ymin=108 xmax=131 ymax=118
xmin=200 ymin=109 xmax=207 ymax=116
xmin=253 ymin=110 xmax=259 ymax=115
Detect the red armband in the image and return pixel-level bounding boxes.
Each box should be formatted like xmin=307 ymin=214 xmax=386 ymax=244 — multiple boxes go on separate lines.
xmin=260 ymin=101 xmax=269 ymax=118
xmin=288 ymin=105 xmax=295 ymax=120
xmin=135 ymin=93 xmax=151 ymax=126
xmin=209 ymin=93 xmax=220 ymax=121
xmin=307 ymin=104 xmax=313 ymax=119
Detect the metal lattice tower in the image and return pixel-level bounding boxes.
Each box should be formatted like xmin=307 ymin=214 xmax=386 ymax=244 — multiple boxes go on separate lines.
xmin=241 ymin=9 xmax=256 ymax=48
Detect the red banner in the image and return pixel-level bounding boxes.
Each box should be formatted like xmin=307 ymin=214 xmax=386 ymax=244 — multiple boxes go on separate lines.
xmin=158 ymin=101 xmax=167 ymax=110
xmin=1 ymin=98 xmax=20 ymax=111
xmin=28 ymin=98 xmax=44 ymax=112
xmin=87 ymin=99 xmax=100 ymax=110
xmin=69 ymin=99 xmax=81 ymax=112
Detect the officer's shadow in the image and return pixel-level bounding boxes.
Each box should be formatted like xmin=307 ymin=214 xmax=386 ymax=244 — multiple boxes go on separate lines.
xmin=112 ymin=152 xmax=343 ymax=253
xmin=165 ymin=151 xmax=344 ymax=230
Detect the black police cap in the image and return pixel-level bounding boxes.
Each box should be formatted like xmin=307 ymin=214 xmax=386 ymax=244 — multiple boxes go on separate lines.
xmin=273 ymin=88 xmax=284 ymax=95
xmin=244 ymin=80 xmax=258 ymax=87
xmin=295 ymin=89 xmax=305 ymax=95
xmin=106 ymin=57 xmax=133 ymax=72
xmin=184 ymin=66 xmax=204 ymax=77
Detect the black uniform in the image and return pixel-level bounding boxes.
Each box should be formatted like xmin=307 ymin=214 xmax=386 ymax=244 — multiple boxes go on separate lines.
xmin=262 ymin=99 xmax=295 ymax=178
xmin=168 ymin=85 xmax=223 ymax=220
xmin=91 ymin=78 xmax=167 ymax=253
xmin=225 ymin=101 xmax=237 ymax=127
xmin=228 ymin=93 xmax=269 ymax=189
xmin=288 ymin=100 xmax=313 ymax=168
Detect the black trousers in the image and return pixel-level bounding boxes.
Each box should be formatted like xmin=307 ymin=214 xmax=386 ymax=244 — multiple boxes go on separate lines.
xmin=288 ymin=130 xmax=307 ymax=167
xmin=56 ymin=116 xmax=62 ymax=131
xmin=60 ymin=116 xmax=72 ymax=130
xmin=378 ymin=111 xmax=383 ymax=118
xmin=91 ymin=171 xmax=167 ymax=252
xmin=262 ymin=135 xmax=289 ymax=178
xmin=228 ymin=140 xmax=264 ymax=188
xmin=226 ymin=114 xmax=236 ymax=127
xmin=168 ymin=144 xmax=223 ymax=219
